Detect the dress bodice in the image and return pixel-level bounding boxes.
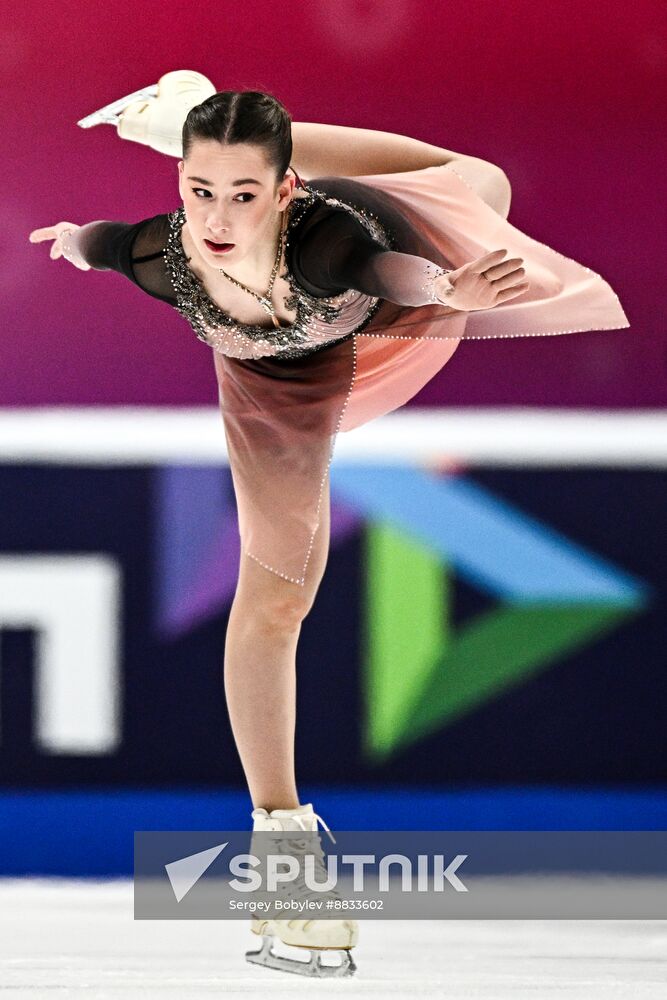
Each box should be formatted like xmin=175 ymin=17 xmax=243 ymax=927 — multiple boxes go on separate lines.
xmin=163 ymin=184 xmax=394 ymax=361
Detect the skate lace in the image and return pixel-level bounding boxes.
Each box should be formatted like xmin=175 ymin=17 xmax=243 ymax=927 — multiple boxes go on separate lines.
xmin=273 ymin=813 xmax=342 ymax=906
xmin=292 ymin=811 xmax=337 ymax=845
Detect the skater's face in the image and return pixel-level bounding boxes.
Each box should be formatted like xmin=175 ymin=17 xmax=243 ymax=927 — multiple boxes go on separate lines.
xmin=177 ymin=140 xmax=295 ymax=267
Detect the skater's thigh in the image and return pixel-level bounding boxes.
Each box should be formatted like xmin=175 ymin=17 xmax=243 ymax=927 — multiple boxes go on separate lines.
xmin=235 ymin=479 xmax=331 ymax=621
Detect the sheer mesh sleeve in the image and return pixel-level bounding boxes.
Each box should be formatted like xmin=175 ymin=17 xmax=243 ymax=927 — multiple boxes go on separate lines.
xmin=60 ymin=214 xmax=176 ymax=303
xmin=294 ymin=206 xmax=455 ymax=307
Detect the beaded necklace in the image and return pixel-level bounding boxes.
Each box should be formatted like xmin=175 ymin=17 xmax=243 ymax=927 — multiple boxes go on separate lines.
xmin=216 ymin=209 xmax=287 ymax=330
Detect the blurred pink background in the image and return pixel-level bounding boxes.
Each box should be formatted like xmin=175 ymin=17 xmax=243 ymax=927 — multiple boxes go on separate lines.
xmin=6 ymin=0 xmax=665 ymax=406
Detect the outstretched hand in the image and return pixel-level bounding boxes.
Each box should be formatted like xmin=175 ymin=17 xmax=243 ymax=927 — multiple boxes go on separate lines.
xmin=435 ymin=249 xmax=529 ymax=311
xmin=28 ymin=223 xmax=91 ymax=270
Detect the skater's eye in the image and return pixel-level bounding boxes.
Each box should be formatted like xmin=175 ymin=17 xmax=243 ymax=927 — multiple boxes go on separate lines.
xmin=191 ymin=188 xmax=255 ymax=203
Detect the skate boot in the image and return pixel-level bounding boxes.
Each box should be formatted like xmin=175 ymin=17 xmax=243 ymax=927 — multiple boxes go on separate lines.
xmin=76 ymin=70 xmax=217 ymax=156
xmin=245 ymin=802 xmax=358 ymax=978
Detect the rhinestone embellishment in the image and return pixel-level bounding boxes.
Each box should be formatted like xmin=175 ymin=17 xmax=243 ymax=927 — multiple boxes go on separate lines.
xmin=163 ymin=184 xmax=394 ymax=360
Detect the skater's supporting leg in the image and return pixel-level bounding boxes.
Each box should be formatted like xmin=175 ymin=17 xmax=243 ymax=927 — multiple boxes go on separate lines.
xmin=223 ymin=485 xmax=331 ymax=812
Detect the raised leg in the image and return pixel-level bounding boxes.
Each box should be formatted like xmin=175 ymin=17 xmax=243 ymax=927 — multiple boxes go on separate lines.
xmin=76 ymin=70 xmax=217 ymax=157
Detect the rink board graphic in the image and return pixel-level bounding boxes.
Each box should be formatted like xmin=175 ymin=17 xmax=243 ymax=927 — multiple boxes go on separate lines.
xmin=0 ymin=409 xmax=664 ymax=792
xmin=3 ymin=789 xmax=667 ymax=877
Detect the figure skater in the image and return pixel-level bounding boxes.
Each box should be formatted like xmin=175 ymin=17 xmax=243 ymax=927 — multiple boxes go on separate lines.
xmin=28 ymin=71 xmax=630 ymax=978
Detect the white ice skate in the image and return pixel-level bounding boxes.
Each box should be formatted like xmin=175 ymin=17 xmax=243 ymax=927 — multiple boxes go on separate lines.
xmin=245 ymin=802 xmax=358 ymax=978
xmin=76 ymin=70 xmax=217 ymax=156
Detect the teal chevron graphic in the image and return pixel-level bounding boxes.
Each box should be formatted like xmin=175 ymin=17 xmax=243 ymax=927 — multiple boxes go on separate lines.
xmin=330 ymin=466 xmax=649 ymax=764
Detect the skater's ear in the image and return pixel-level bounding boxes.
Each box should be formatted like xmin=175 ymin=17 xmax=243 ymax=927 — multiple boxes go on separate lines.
xmin=177 ymin=160 xmax=186 ymax=200
xmin=276 ymin=172 xmax=295 ymax=209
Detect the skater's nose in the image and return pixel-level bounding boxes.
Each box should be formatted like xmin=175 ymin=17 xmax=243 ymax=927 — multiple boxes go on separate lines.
xmin=205 ymin=211 xmax=231 ymax=236
xmin=207 ymin=220 xmax=230 ymax=237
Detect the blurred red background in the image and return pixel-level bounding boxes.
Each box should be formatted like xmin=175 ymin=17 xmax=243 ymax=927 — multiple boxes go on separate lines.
xmin=7 ymin=0 xmax=665 ymax=406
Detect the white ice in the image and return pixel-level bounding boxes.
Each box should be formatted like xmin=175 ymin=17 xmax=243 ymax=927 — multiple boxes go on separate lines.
xmin=0 ymin=878 xmax=664 ymax=997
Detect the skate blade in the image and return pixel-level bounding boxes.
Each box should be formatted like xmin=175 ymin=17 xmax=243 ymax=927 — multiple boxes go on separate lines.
xmin=76 ymin=85 xmax=158 ymax=128
xmin=245 ymin=935 xmax=356 ymax=978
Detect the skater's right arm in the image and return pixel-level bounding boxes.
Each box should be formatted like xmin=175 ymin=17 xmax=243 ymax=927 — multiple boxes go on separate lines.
xmin=29 ymin=221 xmax=93 ymax=270
xmin=29 ymin=221 xmax=131 ymax=271
xmin=28 ymin=216 xmax=176 ymax=302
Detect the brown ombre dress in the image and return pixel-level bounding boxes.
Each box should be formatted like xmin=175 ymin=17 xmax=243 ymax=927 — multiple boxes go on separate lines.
xmin=68 ymin=164 xmax=630 ymax=586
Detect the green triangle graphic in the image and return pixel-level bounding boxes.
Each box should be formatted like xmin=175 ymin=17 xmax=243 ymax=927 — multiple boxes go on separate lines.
xmin=363 ymin=521 xmax=638 ymax=765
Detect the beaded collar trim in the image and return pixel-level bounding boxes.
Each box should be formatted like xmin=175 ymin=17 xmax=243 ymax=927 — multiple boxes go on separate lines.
xmin=163 ymin=183 xmax=394 ymax=355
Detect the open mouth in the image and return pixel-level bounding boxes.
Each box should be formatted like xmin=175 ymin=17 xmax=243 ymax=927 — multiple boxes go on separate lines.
xmin=204 ymin=239 xmax=235 ymax=254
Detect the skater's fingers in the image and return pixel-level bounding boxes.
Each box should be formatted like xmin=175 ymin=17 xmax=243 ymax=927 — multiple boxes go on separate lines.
xmin=470 ymin=250 xmax=525 ymax=274
xmin=484 ymin=258 xmax=524 ymax=279
xmin=29 ymin=227 xmax=57 ymax=243
xmin=493 ymin=281 xmax=530 ymax=303
xmin=487 ymin=265 xmax=526 ymax=290
xmin=469 ymin=249 xmax=510 ymax=271
xmin=29 ymin=222 xmax=79 ymax=244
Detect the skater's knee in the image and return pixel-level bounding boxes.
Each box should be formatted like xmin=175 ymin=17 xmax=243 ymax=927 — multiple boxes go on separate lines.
xmin=235 ymin=555 xmax=315 ymax=630
xmin=264 ymin=591 xmax=314 ymax=631
xmin=482 ymin=167 xmax=512 ymax=218
xmin=243 ymin=593 xmax=312 ymax=633
xmin=449 ymin=156 xmax=512 ymax=218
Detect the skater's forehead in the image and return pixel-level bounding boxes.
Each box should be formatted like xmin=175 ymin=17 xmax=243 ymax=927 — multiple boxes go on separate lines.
xmin=184 ymin=140 xmax=273 ymax=186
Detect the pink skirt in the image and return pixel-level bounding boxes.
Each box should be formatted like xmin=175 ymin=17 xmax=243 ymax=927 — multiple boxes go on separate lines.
xmin=212 ymin=163 xmax=630 ymax=587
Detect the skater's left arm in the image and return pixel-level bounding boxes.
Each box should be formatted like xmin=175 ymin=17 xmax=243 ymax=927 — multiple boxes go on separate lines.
xmin=298 ymin=208 xmax=527 ymax=311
